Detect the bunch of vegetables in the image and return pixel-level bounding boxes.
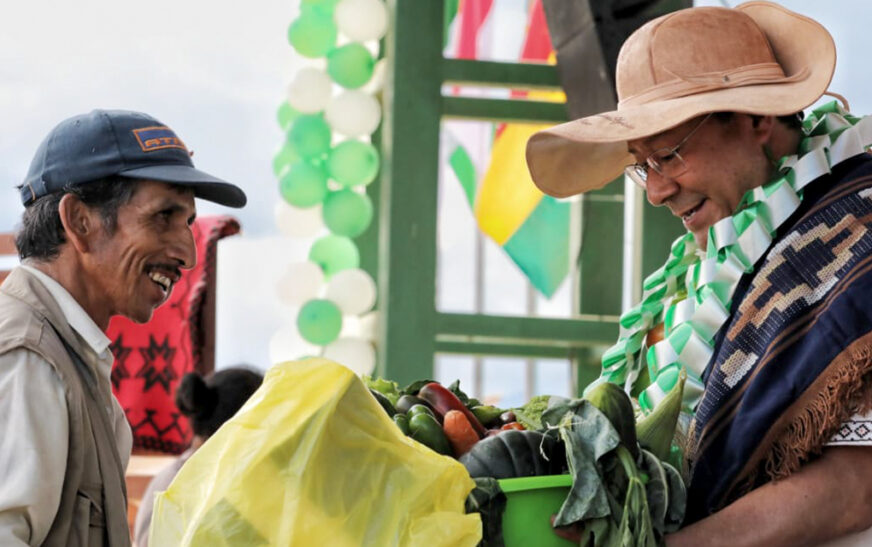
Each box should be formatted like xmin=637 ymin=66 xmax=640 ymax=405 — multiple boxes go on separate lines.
xmin=365 ymin=371 xmax=688 ymax=546
xmin=364 ymin=377 xmax=545 ymax=460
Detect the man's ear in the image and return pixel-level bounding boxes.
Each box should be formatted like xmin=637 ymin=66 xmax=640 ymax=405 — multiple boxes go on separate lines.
xmin=58 ymin=194 xmax=99 ymax=253
xmin=751 ymin=115 xmax=776 ymax=144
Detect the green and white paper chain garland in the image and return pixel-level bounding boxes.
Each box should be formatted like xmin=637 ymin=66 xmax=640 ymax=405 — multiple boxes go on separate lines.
xmin=593 ymin=101 xmax=872 ymax=415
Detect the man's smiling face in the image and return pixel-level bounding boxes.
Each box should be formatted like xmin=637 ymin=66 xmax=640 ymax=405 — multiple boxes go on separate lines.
xmin=85 ymin=180 xmax=197 ymax=324
xmin=628 ymin=113 xmax=771 ymax=249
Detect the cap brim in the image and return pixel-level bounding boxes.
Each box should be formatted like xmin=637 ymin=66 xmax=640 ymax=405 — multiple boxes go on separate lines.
xmin=119 ymin=164 xmax=247 ymax=208
xmin=526 ymin=0 xmax=836 ymax=198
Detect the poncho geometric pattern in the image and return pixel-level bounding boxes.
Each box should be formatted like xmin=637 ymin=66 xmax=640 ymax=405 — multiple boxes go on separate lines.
xmin=685 ymin=154 xmax=872 ymax=523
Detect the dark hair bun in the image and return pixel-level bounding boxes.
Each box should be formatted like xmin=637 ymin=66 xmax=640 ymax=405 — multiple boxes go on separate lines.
xmin=175 ymin=367 xmax=264 ymax=438
xmin=175 ymin=372 xmax=219 ymax=420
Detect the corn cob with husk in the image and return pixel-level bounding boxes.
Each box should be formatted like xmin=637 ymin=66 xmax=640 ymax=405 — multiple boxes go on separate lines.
xmin=635 ymin=368 xmax=686 ymax=461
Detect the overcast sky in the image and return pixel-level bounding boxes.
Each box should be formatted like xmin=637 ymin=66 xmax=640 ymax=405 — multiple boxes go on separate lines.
xmin=0 ymin=0 xmax=298 ymax=236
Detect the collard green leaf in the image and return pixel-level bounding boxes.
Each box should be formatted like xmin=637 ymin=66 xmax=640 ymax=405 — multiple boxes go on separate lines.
xmin=637 ymin=449 xmax=669 ymax=536
xmin=401 ymin=379 xmax=436 ymax=396
xmin=539 ymin=396 xmax=573 ymax=428
xmin=661 ymin=461 xmax=686 ymax=533
xmin=553 ymin=401 xmax=621 ymax=527
xmin=578 ymin=517 xmax=616 ymax=547
xmin=464 ymin=477 xmax=506 ymax=547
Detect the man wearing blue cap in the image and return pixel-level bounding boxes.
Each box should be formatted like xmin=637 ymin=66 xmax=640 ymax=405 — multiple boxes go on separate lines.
xmin=0 ymin=110 xmax=246 ymax=546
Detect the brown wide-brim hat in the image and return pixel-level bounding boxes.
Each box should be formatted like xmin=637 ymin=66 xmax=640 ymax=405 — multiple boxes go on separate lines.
xmin=526 ymin=1 xmax=836 ymax=198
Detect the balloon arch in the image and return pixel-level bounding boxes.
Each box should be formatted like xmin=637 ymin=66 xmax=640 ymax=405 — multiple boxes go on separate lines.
xmin=270 ymin=0 xmax=389 ymax=375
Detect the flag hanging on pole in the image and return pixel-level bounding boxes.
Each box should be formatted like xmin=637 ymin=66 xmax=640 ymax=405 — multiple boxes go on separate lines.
xmin=445 ymin=0 xmax=570 ymax=298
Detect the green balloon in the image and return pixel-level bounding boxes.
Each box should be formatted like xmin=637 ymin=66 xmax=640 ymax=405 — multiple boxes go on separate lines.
xmin=287 ymin=12 xmax=337 ymax=58
xmin=323 ymin=189 xmax=373 ymax=237
xmin=327 ymin=140 xmax=380 ymax=186
xmin=309 ymin=234 xmax=360 ymax=277
xmin=279 ymin=161 xmax=328 ymax=207
xmin=272 ymin=141 xmax=300 ymax=177
xmin=297 ymin=299 xmax=343 ymax=346
xmin=327 ymin=43 xmax=375 ymax=89
xmin=277 ymin=102 xmax=300 ymax=131
xmin=287 ymin=114 xmax=332 ymax=159
xmin=301 ymin=0 xmax=339 ymax=15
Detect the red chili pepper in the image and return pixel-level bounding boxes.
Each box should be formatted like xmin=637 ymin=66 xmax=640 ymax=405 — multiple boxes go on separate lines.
xmin=417 ymin=382 xmax=486 ymax=437
xmin=500 ymin=422 xmax=525 ymax=431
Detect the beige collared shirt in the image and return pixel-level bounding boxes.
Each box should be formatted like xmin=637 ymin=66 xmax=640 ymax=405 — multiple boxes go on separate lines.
xmin=0 ymin=265 xmax=132 ymax=546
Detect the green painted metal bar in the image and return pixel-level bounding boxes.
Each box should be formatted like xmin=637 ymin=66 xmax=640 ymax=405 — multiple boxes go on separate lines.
xmin=377 ymin=0 xmax=444 ymax=386
xmin=442 ymin=96 xmax=568 ymax=123
xmin=436 ymin=312 xmax=618 ymax=346
xmin=435 ymin=341 xmax=575 ymax=359
xmin=577 ymin=199 xmax=624 ymax=316
xmin=442 ymin=59 xmax=562 ymax=89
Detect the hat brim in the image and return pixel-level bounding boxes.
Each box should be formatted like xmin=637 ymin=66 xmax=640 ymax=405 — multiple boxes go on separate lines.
xmin=119 ymin=164 xmax=247 ymax=208
xmin=526 ymin=1 xmax=837 ymax=198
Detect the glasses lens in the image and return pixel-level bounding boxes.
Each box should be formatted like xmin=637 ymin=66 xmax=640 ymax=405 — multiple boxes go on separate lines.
xmin=625 ymin=164 xmax=647 ymax=187
xmin=650 ymin=149 xmax=686 ymax=179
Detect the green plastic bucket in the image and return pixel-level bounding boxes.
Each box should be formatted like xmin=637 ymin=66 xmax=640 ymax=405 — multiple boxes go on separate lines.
xmin=498 ymin=474 xmax=575 ymax=546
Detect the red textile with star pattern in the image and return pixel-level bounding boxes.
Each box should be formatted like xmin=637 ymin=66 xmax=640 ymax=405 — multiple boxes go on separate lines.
xmin=107 ymin=215 xmax=240 ymax=454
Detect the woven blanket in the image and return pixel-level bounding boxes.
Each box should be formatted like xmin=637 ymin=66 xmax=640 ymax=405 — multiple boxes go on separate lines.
xmin=685 ymin=154 xmax=872 ymax=523
xmin=107 ymin=215 xmax=239 ymax=454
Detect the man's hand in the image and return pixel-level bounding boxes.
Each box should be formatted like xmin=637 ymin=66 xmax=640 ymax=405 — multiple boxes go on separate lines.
xmin=550 ymin=515 xmax=583 ymax=542
xmin=666 ymin=446 xmax=872 ymax=547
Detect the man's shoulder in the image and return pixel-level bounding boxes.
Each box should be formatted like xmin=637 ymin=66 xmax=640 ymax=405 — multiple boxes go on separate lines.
xmin=0 ymin=287 xmax=46 ymax=352
xmin=824 ymin=152 xmax=872 ymax=195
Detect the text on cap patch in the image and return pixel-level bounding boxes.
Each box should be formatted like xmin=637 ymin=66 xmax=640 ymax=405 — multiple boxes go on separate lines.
xmin=132 ymin=126 xmax=188 ymax=153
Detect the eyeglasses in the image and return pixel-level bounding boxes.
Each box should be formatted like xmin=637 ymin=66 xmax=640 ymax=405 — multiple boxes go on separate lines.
xmin=625 ymin=113 xmax=712 ymax=188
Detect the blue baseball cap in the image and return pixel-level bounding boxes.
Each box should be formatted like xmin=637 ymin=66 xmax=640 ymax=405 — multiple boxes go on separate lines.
xmin=20 ymin=109 xmax=247 ymax=207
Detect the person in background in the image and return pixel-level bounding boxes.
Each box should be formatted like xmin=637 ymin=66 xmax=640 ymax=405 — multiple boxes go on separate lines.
xmin=0 ymin=109 xmax=246 ymax=546
xmin=134 ymin=367 xmax=263 ymax=547
xmin=526 ymin=2 xmax=872 ymax=545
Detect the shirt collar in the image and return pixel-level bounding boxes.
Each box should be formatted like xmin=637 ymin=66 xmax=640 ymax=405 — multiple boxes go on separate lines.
xmin=21 ymin=264 xmax=112 ymax=358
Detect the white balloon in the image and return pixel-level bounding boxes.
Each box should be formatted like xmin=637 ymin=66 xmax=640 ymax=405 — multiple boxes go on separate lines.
xmin=323 ymin=337 xmax=377 ymax=376
xmin=286 ymin=67 xmax=332 ymax=113
xmin=360 ymin=58 xmax=387 ymax=95
xmin=269 ymin=323 xmax=320 ymax=365
xmin=335 ymin=0 xmax=389 ymax=42
xmin=274 ymin=201 xmax=325 ymax=238
xmin=277 ymin=262 xmax=324 ymax=306
xmin=325 ymin=268 xmax=376 ymax=315
xmin=357 ymin=310 xmax=379 ymax=342
xmin=325 ymin=90 xmax=382 ymax=138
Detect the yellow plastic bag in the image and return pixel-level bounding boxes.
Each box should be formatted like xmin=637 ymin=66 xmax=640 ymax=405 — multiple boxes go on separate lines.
xmin=150 ymin=358 xmax=482 ymax=546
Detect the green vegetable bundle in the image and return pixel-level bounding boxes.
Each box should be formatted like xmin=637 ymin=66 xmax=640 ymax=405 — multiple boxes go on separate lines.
xmin=546 ymin=370 xmax=688 ymax=546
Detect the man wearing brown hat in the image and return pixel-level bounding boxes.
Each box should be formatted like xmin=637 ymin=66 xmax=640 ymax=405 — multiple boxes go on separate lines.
xmin=529 ymin=2 xmax=872 ymax=545
xmin=0 ymin=110 xmax=246 ymax=545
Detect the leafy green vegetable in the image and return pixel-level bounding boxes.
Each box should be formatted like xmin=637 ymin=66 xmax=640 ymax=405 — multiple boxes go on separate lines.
xmin=637 ymin=449 xmax=669 ymax=536
xmin=362 ymin=376 xmax=401 ymax=406
xmin=615 ymin=446 xmax=657 ymax=547
xmin=661 ymin=461 xmax=686 ymax=534
xmin=553 ymin=400 xmax=621 ymax=527
xmin=401 ymin=378 xmax=436 ymax=396
xmin=446 ymin=379 xmax=470 ymax=405
xmin=464 ymin=477 xmax=506 ymax=547
xmin=512 ymin=394 xmax=555 ymax=431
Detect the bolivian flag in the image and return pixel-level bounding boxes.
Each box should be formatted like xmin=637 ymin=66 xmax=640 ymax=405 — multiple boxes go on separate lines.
xmin=446 ymin=0 xmax=569 ymax=298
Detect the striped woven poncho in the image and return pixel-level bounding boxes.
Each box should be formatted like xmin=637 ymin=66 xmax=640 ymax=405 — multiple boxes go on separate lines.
xmin=685 ymin=153 xmax=872 ymax=522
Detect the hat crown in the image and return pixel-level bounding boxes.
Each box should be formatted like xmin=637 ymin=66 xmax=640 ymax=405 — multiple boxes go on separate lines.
xmin=616 ymin=7 xmax=782 ymax=106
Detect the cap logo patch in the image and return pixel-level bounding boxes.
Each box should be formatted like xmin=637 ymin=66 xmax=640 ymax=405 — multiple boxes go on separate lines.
xmin=132 ymin=126 xmax=188 ymax=153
